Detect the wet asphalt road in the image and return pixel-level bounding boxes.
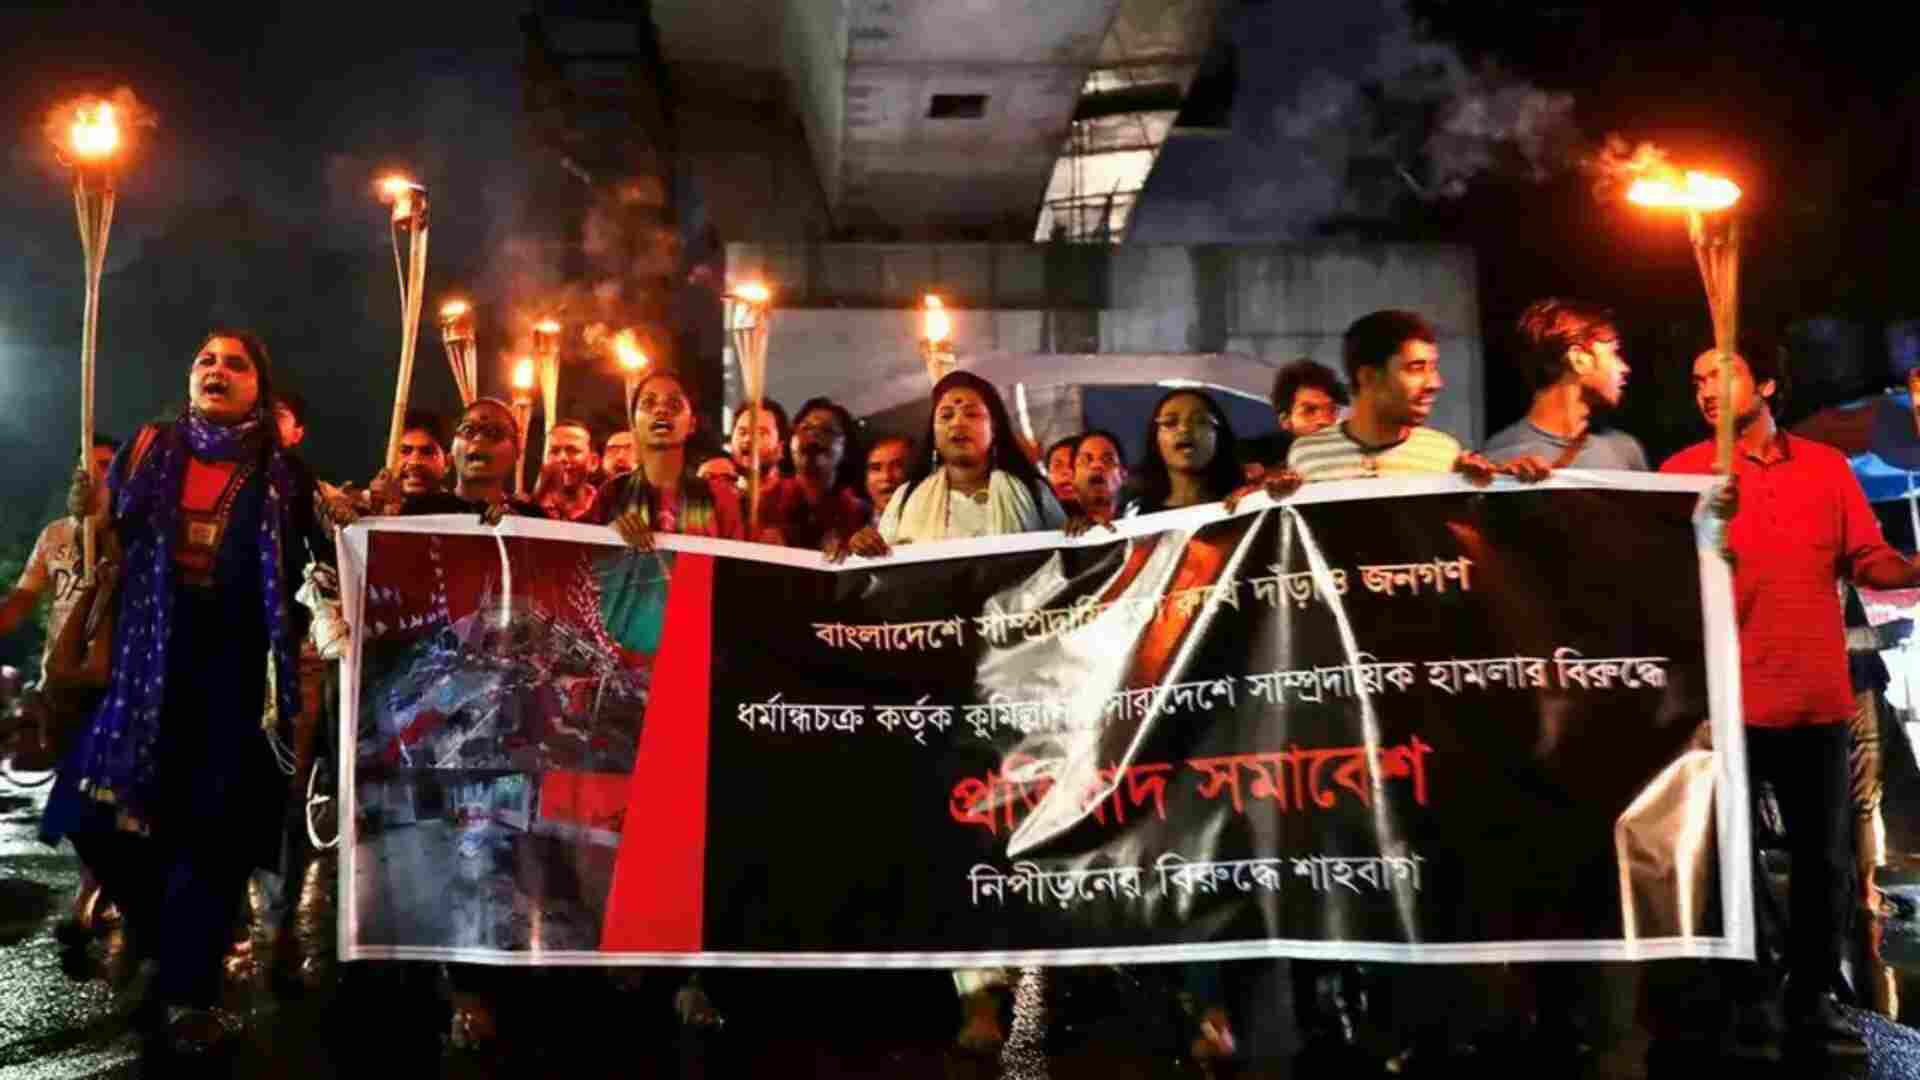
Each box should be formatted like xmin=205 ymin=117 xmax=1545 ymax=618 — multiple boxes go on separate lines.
xmin=6 ymin=769 xmax=1920 ymax=1079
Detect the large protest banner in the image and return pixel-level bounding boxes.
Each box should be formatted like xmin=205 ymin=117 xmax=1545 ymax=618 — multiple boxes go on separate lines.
xmin=337 ymin=473 xmax=1750 ymax=966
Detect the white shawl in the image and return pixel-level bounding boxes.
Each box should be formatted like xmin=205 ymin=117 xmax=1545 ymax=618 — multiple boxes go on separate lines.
xmin=878 ymin=468 xmax=1065 ymax=543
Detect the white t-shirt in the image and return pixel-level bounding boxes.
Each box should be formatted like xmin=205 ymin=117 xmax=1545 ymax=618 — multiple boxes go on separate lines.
xmin=15 ymin=517 xmax=84 ymax=678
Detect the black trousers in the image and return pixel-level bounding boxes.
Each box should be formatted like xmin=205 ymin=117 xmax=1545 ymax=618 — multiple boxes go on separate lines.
xmin=71 ymin=827 xmax=255 ymax=1008
xmin=1746 ymin=724 xmax=1852 ymax=1009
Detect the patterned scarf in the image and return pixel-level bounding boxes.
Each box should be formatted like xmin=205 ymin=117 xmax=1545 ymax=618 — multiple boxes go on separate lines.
xmin=621 ymin=467 xmax=718 ymax=536
xmin=73 ymin=409 xmax=301 ymax=829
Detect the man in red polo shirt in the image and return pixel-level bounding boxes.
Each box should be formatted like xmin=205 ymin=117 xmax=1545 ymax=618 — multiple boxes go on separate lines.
xmin=1661 ymin=342 xmax=1920 ymax=1057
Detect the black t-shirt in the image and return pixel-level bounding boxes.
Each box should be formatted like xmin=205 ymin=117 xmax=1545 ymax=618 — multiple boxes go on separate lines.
xmin=1239 ymin=431 xmax=1292 ymax=471
xmin=398 ymin=491 xmax=548 ymax=519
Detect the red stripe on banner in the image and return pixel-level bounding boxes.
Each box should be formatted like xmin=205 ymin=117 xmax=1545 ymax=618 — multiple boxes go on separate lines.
xmin=599 ymin=552 xmax=714 ymax=952
xmin=537 ymin=772 xmax=629 ymax=831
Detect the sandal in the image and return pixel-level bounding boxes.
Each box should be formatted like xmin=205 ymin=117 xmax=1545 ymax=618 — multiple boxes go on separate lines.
xmin=954 ymin=988 xmax=1006 ymax=1058
xmin=163 ymin=1006 xmax=237 ymax=1056
xmin=673 ymin=975 xmax=725 ymax=1031
xmin=448 ymin=992 xmax=499 ymax=1052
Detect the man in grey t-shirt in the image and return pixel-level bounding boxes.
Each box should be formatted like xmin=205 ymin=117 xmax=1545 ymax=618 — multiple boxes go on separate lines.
xmin=1485 ymin=298 xmax=1648 ymax=471
xmin=1484 ymin=420 xmax=1647 ymax=470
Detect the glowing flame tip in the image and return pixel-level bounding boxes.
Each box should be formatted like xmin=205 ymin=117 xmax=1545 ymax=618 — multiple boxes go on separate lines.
xmin=1626 ymin=170 xmax=1741 ymax=213
xmin=923 ymin=295 xmax=952 ymax=345
xmin=731 ymin=281 xmax=771 ymax=304
xmin=511 ymin=359 xmax=535 ymax=389
xmin=378 ymin=175 xmax=421 ymax=202
xmin=613 ymin=329 xmax=648 ymax=372
xmin=68 ymin=101 xmax=120 ymax=161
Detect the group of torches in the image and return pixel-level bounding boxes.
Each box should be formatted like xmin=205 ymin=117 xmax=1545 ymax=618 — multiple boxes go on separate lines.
xmin=45 ymin=88 xmax=1749 ymax=539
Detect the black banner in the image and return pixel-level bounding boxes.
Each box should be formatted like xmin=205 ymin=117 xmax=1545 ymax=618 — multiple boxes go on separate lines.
xmin=341 ymin=473 xmax=1751 ymax=965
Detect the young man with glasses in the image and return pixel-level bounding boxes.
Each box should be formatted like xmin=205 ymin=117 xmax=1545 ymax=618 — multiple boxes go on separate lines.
xmin=402 ymin=399 xmax=545 ymax=520
xmin=1485 ymin=299 xmax=1647 ymax=470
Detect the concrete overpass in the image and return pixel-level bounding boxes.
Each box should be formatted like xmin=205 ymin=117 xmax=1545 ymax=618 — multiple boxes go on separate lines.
xmin=515 ymin=3 xmax=1484 ymax=451
xmin=527 ymin=0 xmax=1221 ymax=243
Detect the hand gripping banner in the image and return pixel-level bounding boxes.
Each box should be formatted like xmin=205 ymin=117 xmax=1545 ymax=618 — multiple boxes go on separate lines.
xmin=337 ymin=473 xmax=1751 ymax=966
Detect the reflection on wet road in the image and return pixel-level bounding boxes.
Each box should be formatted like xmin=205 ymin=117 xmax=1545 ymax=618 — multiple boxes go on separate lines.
xmin=13 ymin=770 xmax=1920 ymax=1078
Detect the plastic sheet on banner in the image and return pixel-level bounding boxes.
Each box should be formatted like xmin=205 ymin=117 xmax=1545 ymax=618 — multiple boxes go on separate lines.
xmin=1616 ymin=749 xmax=1718 ymax=941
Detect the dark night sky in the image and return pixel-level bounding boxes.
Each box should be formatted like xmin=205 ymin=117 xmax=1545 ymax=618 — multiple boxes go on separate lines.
xmin=0 ymin=1 xmax=531 ymax=529
xmin=3 ymin=1 xmax=1918 ymax=540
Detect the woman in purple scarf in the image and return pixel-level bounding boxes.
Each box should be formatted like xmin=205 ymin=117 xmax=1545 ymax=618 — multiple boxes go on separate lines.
xmin=44 ymin=329 xmax=312 ymax=1054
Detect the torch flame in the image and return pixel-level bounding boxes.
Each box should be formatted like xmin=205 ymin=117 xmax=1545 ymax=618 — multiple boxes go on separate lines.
xmin=535 ymin=318 xmax=562 ymax=335
xmin=440 ymin=299 xmax=470 ymax=320
xmin=1626 ymin=170 xmax=1741 ymax=213
xmin=512 ymin=358 xmax=535 ymax=390
xmin=68 ymin=102 xmax=119 ymax=161
xmin=613 ymin=329 xmax=648 ymax=372
xmin=923 ymin=295 xmax=952 ymax=345
xmin=378 ymin=175 xmax=418 ymax=201
xmin=731 ymin=281 xmax=771 ymax=305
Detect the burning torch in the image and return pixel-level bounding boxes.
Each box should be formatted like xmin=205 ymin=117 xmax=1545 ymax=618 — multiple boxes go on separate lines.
xmin=510 ymin=358 xmax=536 ymax=497
xmin=723 ymin=282 xmax=773 ymax=537
xmin=379 ymin=174 xmax=430 ymax=470
xmin=533 ymin=319 xmax=562 ymax=462
xmin=920 ymin=294 xmax=957 ymax=387
xmin=612 ymin=329 xmax=649 ymax=449
xmin=1628 ymin=167 xmax=1743 ymax=472
xmin=439 ymin=299 xmax=477 ymax=407
xmin=51 ymin=92 xmax=144 ymax=584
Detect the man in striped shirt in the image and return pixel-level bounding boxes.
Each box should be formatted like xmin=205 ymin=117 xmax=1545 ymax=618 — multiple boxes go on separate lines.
xmin=1286 ymin=310 xmax=1541 ymax=483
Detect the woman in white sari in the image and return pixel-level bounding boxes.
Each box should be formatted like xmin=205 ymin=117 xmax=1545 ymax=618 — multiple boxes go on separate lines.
xmin=831 ymin=370 xmax=1065 ymax=558
xmin=827 ymin=371 xmax=1065 ymax=1056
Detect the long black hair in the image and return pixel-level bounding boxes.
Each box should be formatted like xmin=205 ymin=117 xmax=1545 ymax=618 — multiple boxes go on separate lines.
xmin=904 ymin=370 xmax=1047 ymax=505
xmin=732 ymin=398 xmax=793 ymax=476
xmin=792 ymin=396 xmax=865 ymax=495
xmin=1133 ymin=387 xmax=1241 ymax=512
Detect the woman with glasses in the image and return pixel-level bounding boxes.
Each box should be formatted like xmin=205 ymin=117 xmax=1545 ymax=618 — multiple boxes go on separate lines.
xmin=1133 ymin=388 xmax=1246 ymax=515
xmin=1129 ymin=387 xmax=1247 ymax=1069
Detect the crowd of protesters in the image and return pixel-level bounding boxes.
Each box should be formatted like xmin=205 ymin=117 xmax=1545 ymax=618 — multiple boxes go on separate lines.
xmin=0 ymin=299 xmax=1913 ymax=1072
